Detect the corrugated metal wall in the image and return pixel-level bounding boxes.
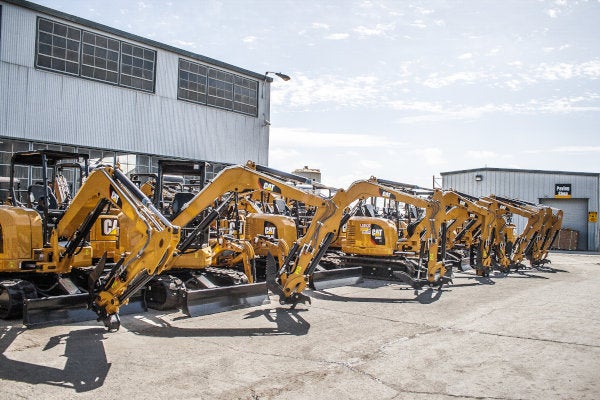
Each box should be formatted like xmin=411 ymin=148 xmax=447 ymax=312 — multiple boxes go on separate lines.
xmin=442 ymin=169 xmax=600 ymax=251
xmin=0 ymin=3 xmax=269 ymax=165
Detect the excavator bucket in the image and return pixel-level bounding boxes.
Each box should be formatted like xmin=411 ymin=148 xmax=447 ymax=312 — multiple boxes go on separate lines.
xmin=23 ymin=254 xmax=147 ymax=328
xmin=23 ymin=292 xmax=147 ymax=329
xmin=180 ymin=283 xmax=269 ymax=317
xmin=310 ymin=267 xmax=364 ymax=290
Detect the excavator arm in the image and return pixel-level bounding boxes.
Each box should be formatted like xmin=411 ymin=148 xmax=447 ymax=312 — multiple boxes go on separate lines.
xmin=439 ymin=190 xmax=496 ymax=274
xmin=267 ymin=178 xmax=448 ymax=305
xmin=25 ymin=166 xmax=180 ymax=330
xmin=163 ymin=161 xmax=348 ymax=313
xmin=481 ymin=195 xmax=547 ymax=268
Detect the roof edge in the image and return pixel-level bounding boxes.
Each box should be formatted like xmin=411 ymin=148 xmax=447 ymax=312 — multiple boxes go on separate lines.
xmin=440 ymin=166 xmax=600 ymax=177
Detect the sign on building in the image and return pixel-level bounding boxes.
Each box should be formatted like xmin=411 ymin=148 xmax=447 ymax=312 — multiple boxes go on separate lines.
xmin=554 ymin=183 xmax=572 ymax=198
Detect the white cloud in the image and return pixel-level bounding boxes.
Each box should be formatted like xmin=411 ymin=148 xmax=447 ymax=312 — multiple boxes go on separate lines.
xmin=359 ymin=159 xmax=384 ymax=170
xmin=353 ymin=23 xmax=395 ymax=37
xmin=270 ymin=127 xmax=404 ymax=149
xmin=524 ymin=146 xmax=600 ymax=155
xmin=410 ymin=20 xmax=427 ymax=29
xmin=389 ymin=94 xmax=600 ymax=124
xmin=171 ymin=39 xmax=195 ymax=48
xmin=422 ymin=71 xmax=484 ymax=88
xmin=467 ymin=150 xmax=499 ymax=160
xmin=415 ymin=7 xmax=435 ymax=15
xmin=458 ymin=53 xmax=473 ymax=60
xmin=546 ymin=8 xmax=559 ymax=18
xmin=416 ymin=60 xmax=600 ymax=91
xmin=243 ymin=36 xmax=257 ymax=43
xmin=272 ymin=73 xmax=381 ymax=109
xmin=312 ymin=22 xmax=330 ymax=30
xmin=325 ymin=33 xmax=350 ymax=40
xmin=534 ymin=61 xmax=600 ymax=80
xmin=416 ymin=148 xmax=444 ymax=166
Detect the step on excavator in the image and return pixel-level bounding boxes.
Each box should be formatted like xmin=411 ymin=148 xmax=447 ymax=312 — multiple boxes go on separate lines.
xmin=0 ymin=150 xmax=180 ymax=329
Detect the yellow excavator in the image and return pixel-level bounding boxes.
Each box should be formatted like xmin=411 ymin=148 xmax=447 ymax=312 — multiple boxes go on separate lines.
xmin=0 ymin=150 xmax=179 ymax=330
xmin=480 ymin=195 xmax=557 ymax=270
xmin=317 ymin=179 xmax=448 ymax=288
xmin=135 ymin=160 xmax=362 ymax=315
xmin=439 ymin=190 xmax=497 ymax=276
xmin=533 ymin=207 xmax=563 ymax=266
xmin=259 ymin=177 xmax=457 ymax=308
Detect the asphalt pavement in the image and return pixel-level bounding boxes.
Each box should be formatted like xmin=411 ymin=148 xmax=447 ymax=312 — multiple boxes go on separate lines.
xmin=1 ymin=252 xmax=599 ymax=399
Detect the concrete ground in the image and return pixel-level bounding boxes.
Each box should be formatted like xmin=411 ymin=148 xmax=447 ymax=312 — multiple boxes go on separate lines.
xmin=1 ymin=252 xmax=599 ymax=399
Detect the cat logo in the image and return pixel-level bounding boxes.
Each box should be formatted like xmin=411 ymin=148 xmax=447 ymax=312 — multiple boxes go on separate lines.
xmin=379 ymin=189 xmax=396 ymax=200
xmin=258 ymin=178 xmax=281 ymax=193
xmin=370 ymin=223 xmax=385 ymax=245
xmin=109 ymin=186 xmax=122 ymax=207
xmin=102 ymin=218 xmax=119 ymax=236
xmin=264 ymin=223 xmax=277 ymax=238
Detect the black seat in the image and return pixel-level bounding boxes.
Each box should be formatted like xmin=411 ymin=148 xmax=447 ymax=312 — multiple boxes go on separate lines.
xmin=28 ymin=184 xmax=58 ymax=210
xmin=273 ymin=199 xmax=289 ymax=215
xmin=172 ymin=192 xmax=195 ymax=216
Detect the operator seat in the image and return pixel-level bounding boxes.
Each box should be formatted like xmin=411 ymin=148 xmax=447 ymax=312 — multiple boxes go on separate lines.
xmin=28 ymin=183 xmax=58 ymax=210
xmin=172 ymin=192 xmax=195 ymax=216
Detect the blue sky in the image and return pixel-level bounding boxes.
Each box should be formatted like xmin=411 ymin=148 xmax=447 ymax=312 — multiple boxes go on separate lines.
xmin=35 ymin=0 xmax=600 ymax=187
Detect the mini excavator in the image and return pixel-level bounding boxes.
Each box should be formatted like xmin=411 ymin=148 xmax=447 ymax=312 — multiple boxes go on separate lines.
xmin=0 ymin=150 xmax=179 ymax=329
xmin=134 ymin=160 xmax=363 ymax=315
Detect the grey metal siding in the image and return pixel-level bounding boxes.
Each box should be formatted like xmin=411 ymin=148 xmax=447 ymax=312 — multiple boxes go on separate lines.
xmin=0 ymin=2 xmax=268 ymax=166
xmin=540 ymin=198 xmax=588 ymax=250
xmin=443 ymin=169 xmax=599 ymax=251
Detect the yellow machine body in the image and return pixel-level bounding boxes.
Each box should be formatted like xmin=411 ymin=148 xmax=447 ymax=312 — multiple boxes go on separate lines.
xmin=89 ymin=213 xmax=120 ymax=262
xmin=245 ymin=213 xmax=298 ymax=256
xmin=0 ymin=205 xmax=92 ymax=273
xmin=343 ymin=216 xmax=398 ymax=256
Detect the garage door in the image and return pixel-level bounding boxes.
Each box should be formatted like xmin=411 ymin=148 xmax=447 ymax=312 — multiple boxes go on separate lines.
xmin=540 ymin=198 xmax=588 ymax=250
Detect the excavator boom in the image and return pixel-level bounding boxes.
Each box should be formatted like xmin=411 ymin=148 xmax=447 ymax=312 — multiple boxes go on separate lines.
xmin=23 ymin=166 xmax=180 ymax=329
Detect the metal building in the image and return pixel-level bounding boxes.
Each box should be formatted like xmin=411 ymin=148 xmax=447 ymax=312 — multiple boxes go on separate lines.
xmin=0 ymin=0 xmax=273 ymax=186
xmin=441 ymin=167 xmax=600 ymax=251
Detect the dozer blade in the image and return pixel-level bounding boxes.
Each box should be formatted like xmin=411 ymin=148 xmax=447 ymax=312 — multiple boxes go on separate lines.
xmin=310 ymin=267 xmax=363 ymax=290
xmin=23 ymin=292 xmax=147 ymax=329
xmin=181 ymin=283 xmax=269 ymax=317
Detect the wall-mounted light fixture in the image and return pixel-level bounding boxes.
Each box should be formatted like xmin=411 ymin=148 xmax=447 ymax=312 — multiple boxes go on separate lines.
xmin=475 ymin=174 xmax=483 ymax=182
xmin=265 ymin=71 xmax=291 ymax=81
xmin=262 ymin=71 xmax=291 ymax=100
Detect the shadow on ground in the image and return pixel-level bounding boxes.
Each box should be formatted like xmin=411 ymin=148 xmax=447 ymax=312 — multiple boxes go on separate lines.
xmin=0 ymin=326 xmax=110 ymax=393
xmin=126 ymin=307 xmax=310 ymax=338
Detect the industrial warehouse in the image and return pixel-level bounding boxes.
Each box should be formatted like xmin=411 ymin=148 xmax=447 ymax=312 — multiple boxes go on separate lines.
xmin=442 ymin=167 xmax=600 ymax=251
xmin=0 ymin=1 xmax=599 ymax=399
xmin=0 ymin=0 xmax=271 ymax=193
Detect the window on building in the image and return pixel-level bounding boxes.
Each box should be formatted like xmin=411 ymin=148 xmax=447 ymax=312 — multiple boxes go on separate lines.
xmin=35 ymin=17 xmax=156 ymax=93
xmin=207 ymin=68 xmax=234 ymax=110
xmin=36 ymin=18 xmax=81 ymax=75
xmin=81 ymin=31 xmax=120 ymax=84
xmin=178 ymin=58 xmax=258 ymax=117
xmin=233 ymin=76 xmax=258 ymax=116
xmin=178 ymin=59 xmax=207 ymax=104
xmin=121 ymin=43 xmax=156 ymax=92
xmin=0 ymin=5 xmax=3 ymax=54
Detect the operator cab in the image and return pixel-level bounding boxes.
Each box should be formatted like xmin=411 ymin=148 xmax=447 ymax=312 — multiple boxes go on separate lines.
xmin=9 ymin=150 xmax=89 ymax=244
